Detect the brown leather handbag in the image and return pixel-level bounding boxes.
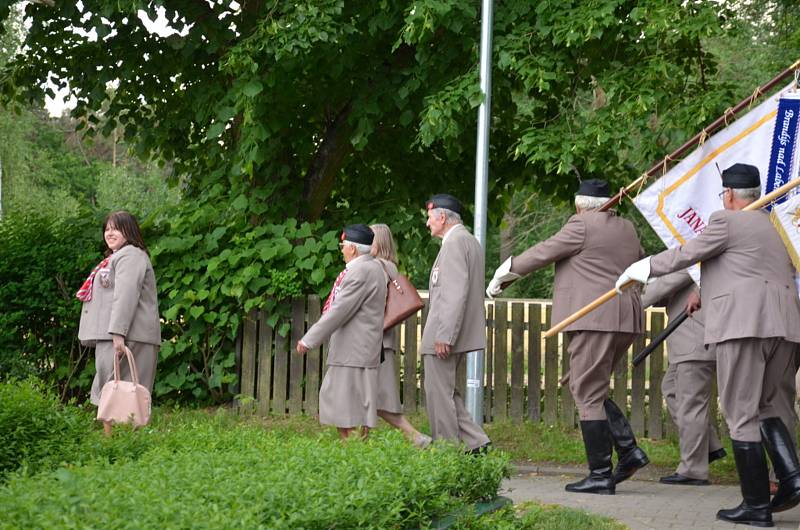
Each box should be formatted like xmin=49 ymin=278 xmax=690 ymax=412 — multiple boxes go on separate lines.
xmin=380 ymin=263 xmax=424 ymax=330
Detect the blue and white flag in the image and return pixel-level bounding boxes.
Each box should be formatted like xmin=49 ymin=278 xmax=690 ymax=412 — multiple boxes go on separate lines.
xmin=765 ymin=94 xmax=800 ymax=207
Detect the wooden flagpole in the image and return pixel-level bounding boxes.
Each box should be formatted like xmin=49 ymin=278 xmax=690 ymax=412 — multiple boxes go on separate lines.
xmin=544 ymin=173 xmax=800 ymax=339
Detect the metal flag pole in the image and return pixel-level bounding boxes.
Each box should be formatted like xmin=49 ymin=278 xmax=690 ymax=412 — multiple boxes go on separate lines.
xmin=467 ymin=0 xmax=494 ymax=425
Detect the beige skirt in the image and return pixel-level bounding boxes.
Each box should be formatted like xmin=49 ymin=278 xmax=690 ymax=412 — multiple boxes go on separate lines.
xmin=319 ymin=365 xmax=379 ymax=428
xmin=377 ymin=349 xmax=402 ymax=414
xmin=90 ymin=340 xmax=159 ymax=406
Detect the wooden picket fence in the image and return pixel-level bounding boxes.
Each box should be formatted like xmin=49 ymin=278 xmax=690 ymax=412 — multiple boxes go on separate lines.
xmin=236 ymin=295 xmax=721 ymax=440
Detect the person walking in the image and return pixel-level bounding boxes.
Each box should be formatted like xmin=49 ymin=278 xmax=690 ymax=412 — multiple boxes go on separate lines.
xmin=296 ymin=224 xmax=387 ymax=440
xmin=488 ymin=179 xmax=648 ymax=495
xmin=618 ymin=163 xmax=800 ymax=526
xmin=78 ymin=211 xmax=161 ymax=436
xmin=642 ymin=270 xmax=726 ymax=486
xmin=370 ymin=223 xmax=432 ymax=448
xmin=420 ymin=194 xmax=491 ymax=453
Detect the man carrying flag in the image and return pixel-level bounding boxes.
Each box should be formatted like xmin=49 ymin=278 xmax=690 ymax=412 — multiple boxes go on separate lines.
xmin=487 ymin=179 xmax=649 ymax=495
xmin=617 ymin=163 xmax=800 ymax=527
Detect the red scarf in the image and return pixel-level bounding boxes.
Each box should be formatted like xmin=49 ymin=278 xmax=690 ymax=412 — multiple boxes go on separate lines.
xmin=322 ymin=268 xmax=347 ymax=313
xmin=75 ymin=257 xmax=110 ymax=302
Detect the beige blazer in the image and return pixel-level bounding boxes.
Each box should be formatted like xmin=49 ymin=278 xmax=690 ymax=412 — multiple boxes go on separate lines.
xmin=650 ymin=209 xmax=800 ymax=345
xmin=78 ymin=244 xmax=161 ymax=346
xmin=641 ymin=270 xmax=714 ymax=363
xmin=421 ymin=224 xmax=486 ymax=355
xmin=377 ymin=258 xmax=398 ymax=350
xmin=512 ymin=211 xmax=644 ymax=333
xmin=302 ymin=254 xmax=387 ymax=368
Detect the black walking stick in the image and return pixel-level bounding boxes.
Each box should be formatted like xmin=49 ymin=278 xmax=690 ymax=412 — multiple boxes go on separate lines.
xmin=632 ymin=310 xmax=690 ymax=367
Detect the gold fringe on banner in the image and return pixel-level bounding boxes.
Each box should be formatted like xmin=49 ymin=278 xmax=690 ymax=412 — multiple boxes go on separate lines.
xmin=770 ymin=210 xmax=800 ymax=272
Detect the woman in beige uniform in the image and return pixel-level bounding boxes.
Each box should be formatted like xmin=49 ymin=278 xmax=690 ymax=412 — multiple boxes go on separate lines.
xmin=370 ymin=224 xmax=431 ymax=448
xmin=77 ymin=211 xmax=161 ymax=435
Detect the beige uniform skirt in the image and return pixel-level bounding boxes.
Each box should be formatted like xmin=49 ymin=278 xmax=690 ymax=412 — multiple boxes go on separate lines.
xmin=90 ymin=340 xmax=159 ymax=406
xmin=376 ymin=348 xmax=402 ymax=414
xmin=319 ymin=365 xmax=379 ymax=428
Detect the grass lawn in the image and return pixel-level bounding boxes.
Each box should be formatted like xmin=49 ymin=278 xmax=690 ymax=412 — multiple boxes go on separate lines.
xmin=269 ymin=409 xmax=740 ymax=484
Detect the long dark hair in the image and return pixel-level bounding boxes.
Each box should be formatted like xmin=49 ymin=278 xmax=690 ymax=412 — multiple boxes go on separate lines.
xmin=103 ymin=211 xmax=149 ymax=256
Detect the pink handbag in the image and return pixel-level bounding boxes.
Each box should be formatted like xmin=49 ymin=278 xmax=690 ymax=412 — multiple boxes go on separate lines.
xmin=96 ymin=346 xmax=151 ymax=427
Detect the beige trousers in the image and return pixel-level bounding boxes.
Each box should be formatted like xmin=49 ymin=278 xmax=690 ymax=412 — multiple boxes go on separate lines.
xmin=716 ymin=338 xmax=796 ymax=441
xmin=423 ymin=352 xmax=490 ymax=450
xmin=662 ymin=361 xmax=723 ymax=479
xmin=91 ymin=340 xmax=158 ymax=406
xmin=566 ymin=331 xmax=637 ymax=420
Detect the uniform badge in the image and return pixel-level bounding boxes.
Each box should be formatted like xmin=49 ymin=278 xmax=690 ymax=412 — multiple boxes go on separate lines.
xmin=98 ymin=268 xmax=112 ymax=288
xmin=431 ymin=267 xmax=439 ymax=285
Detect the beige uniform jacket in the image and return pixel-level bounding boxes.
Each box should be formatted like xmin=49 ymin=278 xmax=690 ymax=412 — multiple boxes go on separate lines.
xmin=79 ymin=244 xmax=161 ymax=346
xmin=302 ymin=254 xmax=387 ymax=368
xmin=650 ymin=209 xmax=800 ymax=345
xmin=512 ymin=211 xmax=644 ymax=334
xmin=421 ymin=224 xmax=487 ymax=355
xmin=641 ymin=270 xmax=714 ymax=363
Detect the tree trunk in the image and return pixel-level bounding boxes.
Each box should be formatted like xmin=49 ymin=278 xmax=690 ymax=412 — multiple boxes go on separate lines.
xmin=302 ymin=102 xmax=354 ymax=221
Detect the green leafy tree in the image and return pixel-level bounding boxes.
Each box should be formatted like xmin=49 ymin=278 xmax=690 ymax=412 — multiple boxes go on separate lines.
xmin=2 ymin=0 xmax=773 ymax=401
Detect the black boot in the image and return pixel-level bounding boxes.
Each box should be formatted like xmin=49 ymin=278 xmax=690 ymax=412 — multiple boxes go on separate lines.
xmin=717 ymin=440 xmax=774 ymax=527
xmin=761 ymin=417 xmax=800 ymax=512
xmin=604 ymin=398 xmax=649 ymax=484
xmin=566 ymin=420 xmax=615 ymax=495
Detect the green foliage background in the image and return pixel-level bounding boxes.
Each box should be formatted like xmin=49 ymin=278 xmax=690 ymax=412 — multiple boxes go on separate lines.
xmin=0 ymin=1 xmax=798 ymax=402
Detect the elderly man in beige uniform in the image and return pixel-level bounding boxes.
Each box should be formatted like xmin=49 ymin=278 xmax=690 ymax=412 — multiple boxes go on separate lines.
xmin=421 ymin=194 xmax=491 ymax=453
xmin=618 ymin=163 xmax=800 ymax=527
xmin=641 ymin=270 xmax=726 ymax=486
xmin=296 ymin=224 xmax=387 ymax=440
xmin=488 ymin=179 xmax=648 ymax=495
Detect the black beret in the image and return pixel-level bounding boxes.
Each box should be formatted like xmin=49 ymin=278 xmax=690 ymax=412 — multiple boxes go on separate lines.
xmin=576 ymin=179 xmax=610 ymax=198
xmin=341 ymin=224 xmax=374 ymax=246
xmin=426 ymin=194 xmax=463 ymax=215
xmin=721 ymin=163 xmax=760 ymax=189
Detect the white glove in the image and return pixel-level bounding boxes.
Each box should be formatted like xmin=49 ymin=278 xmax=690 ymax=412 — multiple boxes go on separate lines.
xmin=486 ymin=257 xmax=521 ymax=298
xmin=615 ymin=257 xmax=651 ymax=293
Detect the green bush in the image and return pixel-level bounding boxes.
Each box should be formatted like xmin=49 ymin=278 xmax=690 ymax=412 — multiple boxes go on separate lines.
xmin=0 ymin=213 xmax=99 ymax=396
xmin=0 ymin=379 xmax=93 ymax=477
xmin=0 ymin=409 xmax=510 ymax=529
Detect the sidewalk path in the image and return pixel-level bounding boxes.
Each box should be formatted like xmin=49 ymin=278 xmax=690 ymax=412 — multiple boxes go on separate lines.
xmin=502 ymin=464 xmax=800 ymax=529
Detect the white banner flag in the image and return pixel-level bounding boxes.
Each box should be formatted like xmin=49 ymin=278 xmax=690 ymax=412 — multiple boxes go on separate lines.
xmin=633 ymin=83 xmax=800 ymax=286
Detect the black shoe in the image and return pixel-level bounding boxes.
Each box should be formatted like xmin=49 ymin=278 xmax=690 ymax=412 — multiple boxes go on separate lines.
xmin=565 ymin=420 xmax=615 ymax=495
xmin=659 ymin=473 xmax=710 ymax=486
xmin=760 ymin=417 xmax=800 ymax=512
xmin=709 ymin=447 xmax=727 ymax=464
xmin=467 ymin=442 xmax=492 ymax=456
xmin=716 ymin=439 xmax=774 ymax=527
xmin=604 ymin=399 xmax=649 ymax=484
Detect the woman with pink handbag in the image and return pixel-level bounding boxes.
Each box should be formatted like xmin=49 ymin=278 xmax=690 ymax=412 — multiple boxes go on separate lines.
xmin=76 ymin=211 xmax=160 ymax=435
xmin=370 ymin=224 xmax=431 ymax=448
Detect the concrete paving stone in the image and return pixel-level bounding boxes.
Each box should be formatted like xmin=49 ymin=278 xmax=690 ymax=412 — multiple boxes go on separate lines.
xmin=502 ymin=466 xmax=800 ymax=530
